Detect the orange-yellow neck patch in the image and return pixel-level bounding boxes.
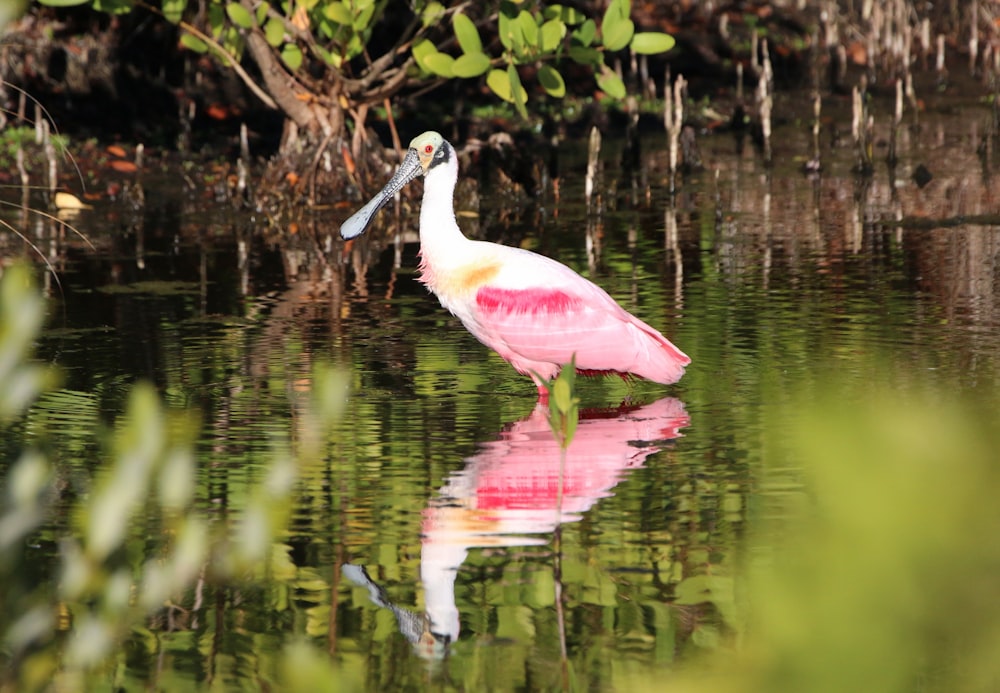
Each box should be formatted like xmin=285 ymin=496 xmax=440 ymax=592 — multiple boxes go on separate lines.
xmin=424 ymin=259 xmax=501 ymax=297
xmin=458 ymin=263 xmax=501 ymax=291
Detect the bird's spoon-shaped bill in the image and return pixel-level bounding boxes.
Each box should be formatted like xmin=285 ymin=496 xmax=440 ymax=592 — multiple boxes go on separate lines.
xmin=340 ymin=148 xmax=424 ymax=239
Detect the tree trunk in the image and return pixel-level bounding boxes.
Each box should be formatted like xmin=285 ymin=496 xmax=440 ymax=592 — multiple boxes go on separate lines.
xmin=243 ymin=30 xmax=328 ymax=140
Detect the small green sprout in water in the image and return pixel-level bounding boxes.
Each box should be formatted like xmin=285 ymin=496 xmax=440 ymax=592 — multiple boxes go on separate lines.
xmin=536 ymin=356 xmax=580 ymax=450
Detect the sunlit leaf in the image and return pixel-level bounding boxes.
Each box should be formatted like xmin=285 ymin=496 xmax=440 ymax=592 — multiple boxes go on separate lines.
xmin=264 ymin=17 xmax=285 ymax=46
xmin=630 ymin=31 xmax=676 ymax=55
xmin=344 ymin=33 xmax=363 ymax=60
xmin=516 ymin=9 xmax=537 ymax=47
xmin=225 ymin=2 xmax=255 ymax=29
xmin=179 ymin=32 xmax=208 ymax=53
xmin=162 ymin=0 xmax=186 ymax=24
xmin=208 ymin=3 xmax=225 ymax=37
xmin=424 ymin=51 xmax=455 ymax=77
xmin=324 ymin=2 xmax=351 ymax=25
xmin=158 ymin=447 xmax=195 ymax=511
xmin=538 ymin=63 xmax=566 ymax=97
xmin=352 ymin=1 xmax=375 ymax=31
xmin=453 ymin=52 xmax=491 ymax=78
xmin=64 ymin=616 xmax=114 ymax=667
xmin=597 ymin=68 xmax=626 ymax=98
xmin=604 ymin=0 xmax=630 ymax=23
xmin=557 ymin=5 xmax=586 ymax=25
xmin=170 ymin=518 xmax=209 ymax=584
xmin=421 ymin=1 xmax=445 ymax=28
xmin=498 ymin=2 xmax=521 ymax=52
xmin=602 ymin=16 xmax=634 ymax=52
xmin=505 ymin=63 xmax=527 ymax=117
xmin=486 ymin=68 xmax=513 ymax=101
xmin=453 ymin=12 xmax=482 ymax=54
xmin=412 ymin=37 xmax=436 ymax=65
xmin=3 ymin=607 xmax=53 ymax=654
xmin=316 ymin=44 xmax=342 ymax=67
xmin=413 ymin=38 xmax=455 ymax=76
xmin=7 ymin=451 xmax=50 ymax=508
xmin=281 ymin=43 xmax=303 ymax=71
xmin=91 ymin=0 xmax=134 ymax=12
xmin=540 ymin=18 xmax=565 ymax=52
xmin=34 ymin=0 xmax=88 ymax=6
xmin=553 ymin=379 xmax=572 ymax=414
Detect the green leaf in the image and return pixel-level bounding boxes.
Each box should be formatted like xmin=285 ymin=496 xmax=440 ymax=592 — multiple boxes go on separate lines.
xmin=630 ymin=31 xmax=676 ymax=54
xmin=487 ymin=67 xmax=528 ymax=105
xmin=452 ymin=52 xmax=491 ymax=78
xmin=602 ymin=17 xmax=634 ymax=52
xmin=498 ymin=2 xmax=521 ymax=52
xmin=90 ymin=0 xmax=134 ymax=13
xmin=558 ymin=5 xmax=586 ymax=25
xmin=568 ymin=45 xmax=600 ymax=66
xmin=412 ymin=37 xmax=436 ymax=65
xmin=565 ymin=407 xmax=578 ymax=443
xmin=264 ymin=18 xmax=285 ymax=47
xmin=179 ymin=33 xmax=208 ymax=53
xmin=413 ymin=39 xmax=454 ymax=76
xmin=344 ymin=33 xmax=363 ymax=60
xmin=553 ymin=379 xmax=571 ymax=414
xmin=225 ymin=2 xmax=255 ymax=29
xmin=487 ymin=68 xmax=513 ymax=101
xmin=281 ymin=43 xmax=303 ymax=71
xmin=538 ymin=64 xmax=565 ymax=97
xmin=35 ymin=0 xmax=88 ymax=6
xmin=353 ymin=2 xmax=375 ymax=30
xmin=424 ymin=52 xmax=455 ymax=77
xmin=540 ymin=19 xmax=565 ymax=53
xmin=208 ymin=3 xmax=225 ymax=37
xmin=162 ymin=0 xmax=186 ymax=24
xmin=324 ymin=2 xmax=351 ymax=25
xmin=507 ymin=63 xmax=528 ymax=118
xmin=315 ymin=44 xmax=342 ymax=68
xmin=604 ymin=0 xmax=630 ymax=24
xmin=453 ymin=13 xmax=482 ymax=54
xmin=597 ymin=69 xmax=626 ymax=98
xmin=571 ymin=19 xmax=596 ymax=47
xmin=421 ymin=1 xmax=445 ymax=28
xmin=516 ymin=10 xmax=538 ymax=47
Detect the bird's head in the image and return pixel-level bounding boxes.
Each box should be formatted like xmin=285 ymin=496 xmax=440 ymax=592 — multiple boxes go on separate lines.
xmin=340 ymin=130 xmax=452 ymax=240
xmin=409 ymin=131 xmax=451 ymax=175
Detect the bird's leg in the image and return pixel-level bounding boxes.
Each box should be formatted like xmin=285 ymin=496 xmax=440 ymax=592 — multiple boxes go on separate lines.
xmin=529 ymin=372 xmax=550 ymax=403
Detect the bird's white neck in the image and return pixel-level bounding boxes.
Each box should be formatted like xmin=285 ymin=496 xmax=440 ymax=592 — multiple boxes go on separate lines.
xmin=418 ymin=147 xmax=468 ymax=266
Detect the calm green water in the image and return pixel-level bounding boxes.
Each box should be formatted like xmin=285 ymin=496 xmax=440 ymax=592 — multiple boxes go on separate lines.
xmin=4 ymin=104 xmax=1000 ymax=691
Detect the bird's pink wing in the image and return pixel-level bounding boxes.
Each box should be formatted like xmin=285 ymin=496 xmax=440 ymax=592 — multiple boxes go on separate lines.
xmin=469 ymin=258 xmax=689 ymax=384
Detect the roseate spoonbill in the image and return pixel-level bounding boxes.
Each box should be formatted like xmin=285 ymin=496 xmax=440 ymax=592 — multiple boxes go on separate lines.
xmin=340 ymin=131 xmax=690 ymax=395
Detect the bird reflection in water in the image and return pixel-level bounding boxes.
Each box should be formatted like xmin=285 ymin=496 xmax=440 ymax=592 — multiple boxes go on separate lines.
xmin=343 ymin=396 xmax=689 ymax=660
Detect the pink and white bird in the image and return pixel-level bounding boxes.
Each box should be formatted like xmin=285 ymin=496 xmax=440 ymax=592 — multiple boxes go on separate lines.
xmin=340 ymin=131 xmax=690 ymax=396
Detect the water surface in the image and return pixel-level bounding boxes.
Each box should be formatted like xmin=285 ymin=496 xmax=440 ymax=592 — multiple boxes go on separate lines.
xmin=3 ymin=97 xmax=1000 ymax=690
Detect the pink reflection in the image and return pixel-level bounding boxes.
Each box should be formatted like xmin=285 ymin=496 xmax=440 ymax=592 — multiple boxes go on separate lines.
xmin=419 ymin=397 xmax=689 ymax=647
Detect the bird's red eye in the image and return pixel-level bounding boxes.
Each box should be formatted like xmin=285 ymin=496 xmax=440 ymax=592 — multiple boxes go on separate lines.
xmin=424 ymin=144 xmax=433 ymax=154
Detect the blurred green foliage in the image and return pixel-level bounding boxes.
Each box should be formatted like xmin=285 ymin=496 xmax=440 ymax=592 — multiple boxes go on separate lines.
xmin=0 ymin=265 xmax=350 ymax=692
